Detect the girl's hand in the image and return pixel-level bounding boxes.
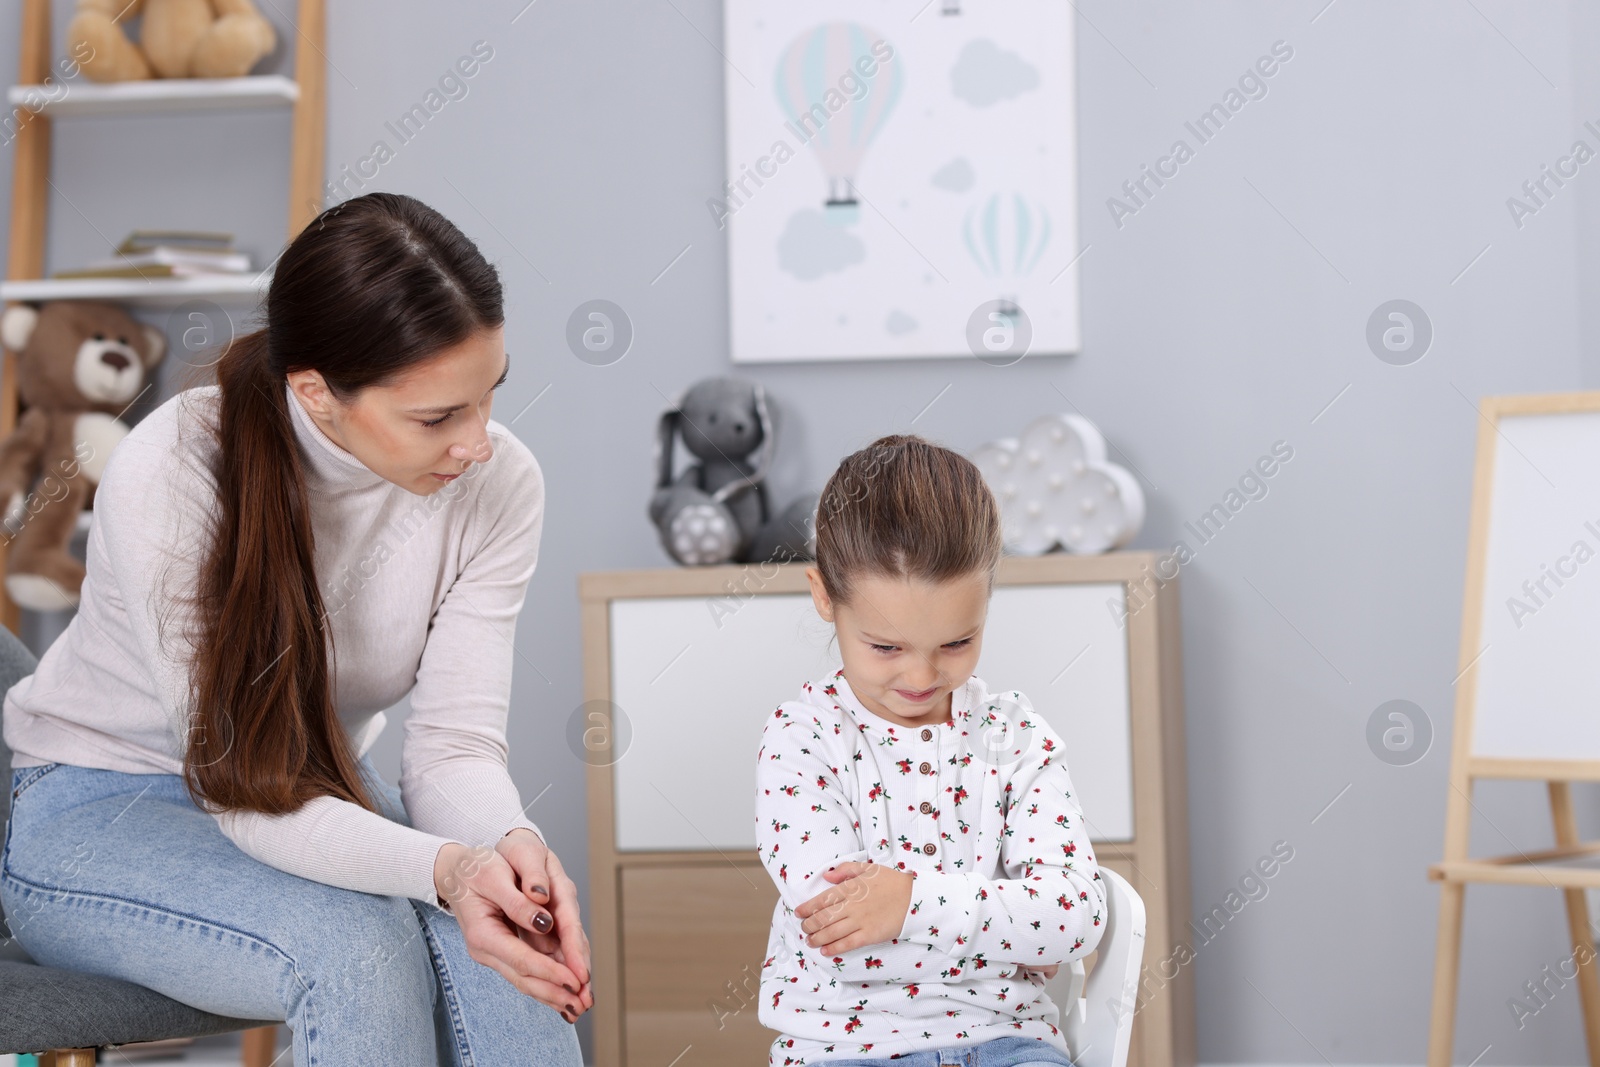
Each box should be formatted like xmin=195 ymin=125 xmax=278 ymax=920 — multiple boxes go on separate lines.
xmin=433 ymin=837 xmax=590 ymax=1023
xmin=795 ymin=860 xmax=915 ymax=955
xmin=496 ymin=830 xmax=594 ymax=1020
xmin=1017 ymin=963 xmax=1061 ymax=981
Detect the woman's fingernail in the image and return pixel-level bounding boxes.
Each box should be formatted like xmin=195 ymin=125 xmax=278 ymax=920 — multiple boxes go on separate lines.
xmin=533 ymin=912 xmax=553 ymax=932
xmin=533 ymin=884 xmax=548 ymax=897
xmin=564 ymin=983 xmax=577 ymax=995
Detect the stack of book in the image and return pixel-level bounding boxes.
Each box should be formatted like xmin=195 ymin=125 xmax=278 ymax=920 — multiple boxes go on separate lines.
xmin=51 ymin=230 xmax=252 ymax=280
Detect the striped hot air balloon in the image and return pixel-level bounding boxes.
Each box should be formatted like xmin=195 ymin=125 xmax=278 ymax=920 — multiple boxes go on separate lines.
xmin=962 ymin=191 xmax=1052 ymax=316
xmin=774 ymin=22 xmax=904 ymax=213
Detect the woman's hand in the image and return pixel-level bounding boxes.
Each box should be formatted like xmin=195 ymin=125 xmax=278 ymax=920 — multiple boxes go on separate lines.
xmin=1017 ymin=963 xmax=1061 ymax=981
xmin=433 ymin=837 xmax=590 ymax=1023
xmin=495 ymin=829 xmax=593 ymax=1019
xmin=794 ymin=860 xmax=914 ymax=955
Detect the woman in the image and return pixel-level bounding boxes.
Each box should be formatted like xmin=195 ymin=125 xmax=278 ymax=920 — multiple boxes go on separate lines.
xmin=0 ymin=192 xmax=590 ymax=1065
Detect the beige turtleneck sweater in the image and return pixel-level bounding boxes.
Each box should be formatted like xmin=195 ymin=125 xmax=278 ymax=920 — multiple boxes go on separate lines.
xmin=3 ymin=380 xmax=547 ymax=908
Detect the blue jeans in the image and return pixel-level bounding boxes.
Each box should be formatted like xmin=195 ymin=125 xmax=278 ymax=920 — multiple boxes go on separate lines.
xmin=0 ymin=755 xmax=582 ymax=1066
xmin=813 ymin=1035 xmax=1078 ymax=1066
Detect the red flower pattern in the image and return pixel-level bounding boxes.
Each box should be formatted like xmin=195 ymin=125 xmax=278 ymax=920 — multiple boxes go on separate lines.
xmin=753 ymin=669 xmax=1106 ymax=1065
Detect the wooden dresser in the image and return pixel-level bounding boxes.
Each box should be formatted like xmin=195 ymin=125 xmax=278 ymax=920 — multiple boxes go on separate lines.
xmin=579 ymin=552 xmax=1195 ymax=1067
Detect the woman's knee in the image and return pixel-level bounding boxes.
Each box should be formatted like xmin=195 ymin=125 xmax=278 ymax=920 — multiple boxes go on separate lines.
xmin=286 ymin=890 xmax=438 ymax=1020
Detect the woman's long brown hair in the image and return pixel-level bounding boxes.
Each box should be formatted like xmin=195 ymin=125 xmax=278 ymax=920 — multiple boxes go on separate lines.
xmin=173 ymin=191 xmax=504 ymax=819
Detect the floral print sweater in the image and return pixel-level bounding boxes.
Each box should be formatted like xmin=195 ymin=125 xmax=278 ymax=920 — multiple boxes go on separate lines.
xmin=754 ymin=668 xmax=1106 ymax=1064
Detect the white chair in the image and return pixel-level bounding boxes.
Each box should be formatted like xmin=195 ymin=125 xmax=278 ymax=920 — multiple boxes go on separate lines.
xmin=1049 ymin=867 xmax=1147 ymax=1067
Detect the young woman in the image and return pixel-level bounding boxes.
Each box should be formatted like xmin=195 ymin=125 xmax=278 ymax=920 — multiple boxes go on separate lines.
xmin=0 ymin=192 xmax=589 ymax=1065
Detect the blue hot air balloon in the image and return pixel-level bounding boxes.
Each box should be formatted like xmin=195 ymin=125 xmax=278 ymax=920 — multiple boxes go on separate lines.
xmin=774 ymin=22 xmax=904 ymax=213
xmin=962 ymin=191 xmax=1052 ymax=315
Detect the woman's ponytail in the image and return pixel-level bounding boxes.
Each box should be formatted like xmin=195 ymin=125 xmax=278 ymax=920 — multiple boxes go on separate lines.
xmin=180 ymin=325 xmax=374 ymax=816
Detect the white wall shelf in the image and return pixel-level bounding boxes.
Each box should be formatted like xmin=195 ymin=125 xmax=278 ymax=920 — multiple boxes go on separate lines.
xmin=7 ymin=74 xmax=298 ymax=117
xmin=0 ymin=272 xmax=269 ymax=309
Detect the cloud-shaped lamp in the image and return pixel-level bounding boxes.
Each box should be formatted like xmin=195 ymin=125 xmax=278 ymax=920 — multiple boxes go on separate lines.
xmin=971 ymin=413 xmax=1145 ymax=555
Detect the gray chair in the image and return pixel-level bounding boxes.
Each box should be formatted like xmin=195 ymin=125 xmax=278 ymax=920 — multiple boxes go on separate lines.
xmin=0 ymin=624 xmax=281 ymax=1065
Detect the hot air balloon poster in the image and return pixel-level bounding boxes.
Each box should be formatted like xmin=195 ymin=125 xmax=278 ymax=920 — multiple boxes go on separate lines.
xmin=720 ymin=1 xmax=1079 ymax=363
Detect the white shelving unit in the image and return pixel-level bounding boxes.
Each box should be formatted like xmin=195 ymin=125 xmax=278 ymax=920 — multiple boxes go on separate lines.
xmin=2 ymin=0 xmax=325 ymax=682
xmin=1 ymin=73 xmax=296 ymax=309
xmin=6 ymin=73 xmax=297 ymax=117
xmin=0 ymin=271 xmax=270 ymax=309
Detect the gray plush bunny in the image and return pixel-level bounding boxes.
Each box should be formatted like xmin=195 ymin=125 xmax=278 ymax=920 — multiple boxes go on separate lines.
xmin=649 ymin=377 xmax=818 ymax=566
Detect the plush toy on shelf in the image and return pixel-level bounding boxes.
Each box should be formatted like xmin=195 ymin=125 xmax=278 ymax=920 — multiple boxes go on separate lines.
xmin=649 ymin=377 xmax=819 ymax=567
xmin=69 ymin=0 xmax=278 ymax=82
xmin=0 ymin=301 xmax=167 ymax=611
xmin=971 ymin=412 xmax=1146 ymax=555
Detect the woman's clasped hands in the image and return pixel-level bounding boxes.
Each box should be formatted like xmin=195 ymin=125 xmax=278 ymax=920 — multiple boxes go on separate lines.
xmin=434 ymin=827 xmax=594 ymax=1024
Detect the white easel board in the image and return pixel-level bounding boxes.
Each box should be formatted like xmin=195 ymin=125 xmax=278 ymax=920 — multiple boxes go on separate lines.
xmin=1468 ymin=406 xmax=1600 ymax=762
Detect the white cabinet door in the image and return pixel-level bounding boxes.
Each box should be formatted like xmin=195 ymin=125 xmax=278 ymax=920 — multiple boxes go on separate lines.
xmin=975 ymin=583 xmax=1134 ymax=841
xmin=610 ymin=581 xmax=1134 ymax=850
xmin=610 ymin=593 xmax=839 ymax=851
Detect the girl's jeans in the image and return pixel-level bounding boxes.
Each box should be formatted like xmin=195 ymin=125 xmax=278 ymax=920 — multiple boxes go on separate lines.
xmin=0 ymin=754 xmax=582 ymax=1066
xmin=811 ymin=1035 xmax=1079 ymax=1066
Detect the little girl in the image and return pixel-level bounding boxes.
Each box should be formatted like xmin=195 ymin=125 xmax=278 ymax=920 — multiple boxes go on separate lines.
xmin=755 ymin=434 xmax=1107 ymax=1067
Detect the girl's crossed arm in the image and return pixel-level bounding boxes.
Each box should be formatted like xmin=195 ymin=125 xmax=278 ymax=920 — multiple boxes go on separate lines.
xmin=894 ymin=692 xmax=1108 ymax=969
xmin=756 ymin=707 xmax=968 ymax=983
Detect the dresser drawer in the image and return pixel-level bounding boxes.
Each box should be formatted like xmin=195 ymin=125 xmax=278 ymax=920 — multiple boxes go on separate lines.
xmin=619 ymin=863 xmax=781 ymax=1067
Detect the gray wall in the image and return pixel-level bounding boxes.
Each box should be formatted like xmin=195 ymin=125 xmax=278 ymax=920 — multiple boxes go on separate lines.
xmin=5 ymin=1 xmax=1600 ymax=1063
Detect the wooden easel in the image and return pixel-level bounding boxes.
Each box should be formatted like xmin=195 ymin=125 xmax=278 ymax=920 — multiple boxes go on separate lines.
xmin=1428 ymin=391 xmax=1600 ymax=1067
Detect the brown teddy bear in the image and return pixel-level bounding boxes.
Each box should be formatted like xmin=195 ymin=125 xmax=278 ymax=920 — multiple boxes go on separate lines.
xmin=69 ymin=0 xmax=277 ymax=82
xmin=0 ymin=301 xmax=166 ymax=611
